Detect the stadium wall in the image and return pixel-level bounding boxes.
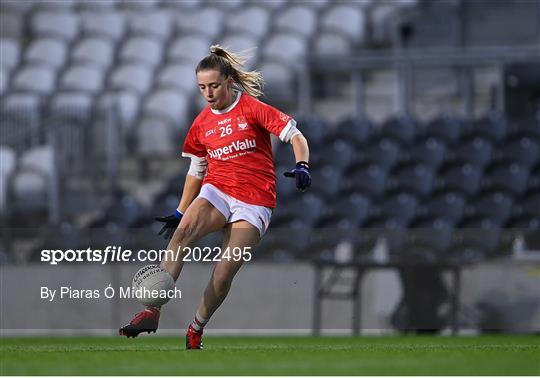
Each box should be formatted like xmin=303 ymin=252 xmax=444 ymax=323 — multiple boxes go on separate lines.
xmin=1 ymin=261 xmax=539 ymax=335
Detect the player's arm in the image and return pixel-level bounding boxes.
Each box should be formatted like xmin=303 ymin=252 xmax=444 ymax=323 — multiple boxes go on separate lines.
xmin=281 ymin=125 xmax=311 ymax=192
xmin=290 ymin=133 xmax=309 ymax=164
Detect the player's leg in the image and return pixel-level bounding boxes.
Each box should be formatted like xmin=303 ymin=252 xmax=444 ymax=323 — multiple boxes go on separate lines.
xmin=120 ymin=198 xmax=227 ymax=338
xmin=186 ymin=220 xmax=260 ymax=349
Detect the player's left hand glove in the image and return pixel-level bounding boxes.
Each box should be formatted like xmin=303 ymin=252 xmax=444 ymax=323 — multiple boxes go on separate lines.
xmin=155 ymin=210 xmax=183 ymax=240
xmin=284 ymin=161 xmax=311 ymax=192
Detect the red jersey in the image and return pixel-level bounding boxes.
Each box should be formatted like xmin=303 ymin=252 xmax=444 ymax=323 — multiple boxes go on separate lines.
xmin=182 ymin=92 xmax=294 ymax=208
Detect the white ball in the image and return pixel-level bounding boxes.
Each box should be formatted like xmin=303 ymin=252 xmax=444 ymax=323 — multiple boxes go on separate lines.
xmin=132 ymin=264 xmax=175 ymax=307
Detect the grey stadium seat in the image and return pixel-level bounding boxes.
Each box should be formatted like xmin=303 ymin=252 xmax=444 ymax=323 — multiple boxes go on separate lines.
xmin=25 ymin=38 xmax=68 ymax=70
xmin=274 ymin=5 xmax=317 ymax=38
xmin=156 ymin=63 xmax=197 ymax=94
xmin=60 ymin=64 xmax=104 ymax=94
xmin=206 ymin=0 xmax=245 ymax=10
xmin=1 ymin=0 xmax=37 ymax=13
xmin=35 ymin=0 xmax=76 ymax=10
xmin=119 ymin=0 xmax=160 ymax=9
xmin=72 ymin=37 xmax=114 ymax=69
xmin=127 ymin=10 xmax=172 ymax=40
xmin=262 ymin=33 xmax=307 ymax=65
xmin=110 ymin=63 xmax=154 ymax=95
xmin=50 ymin=92 xmax=94 ymax=120
xmin=314 ymin=31 xmax=352 ymax=56
xmin=217 ymin=34 xmax=259 ymax=68
xmin=2 ymin=93 xmax=41 ymax=117
xmin=0 ymin=67 xmax=8 ymax=95
xmin=259 ymin=61 xmax=295 ymax=101
xmin=225 ymin=6 xmax=270 ymax=40
xmin=80 ymin=11 xmax=126 ymax=42
xmin=168 ymin=36 xmax=211 ymax=65
xmin=321 ymin=5 xmax=367 ymax=45
xmin=159 ymin=0 xmax=202 ymax=9
xmin=31 ymin=11 xmax=80 ymax=41
xmin=99 ymin=91 xmax=141 ymax=130
xmin=176 ymin=8 xmax=224 ymax=40
xmin=143 ymin=89 xmax=190 ymax=126
xmin=0 ymin=38 xmax=20 ymax=71
xmin=136 ymin=116 xmax=177 ymax=156
xmin=120 ymin=36 xmax=164 ymax=68
xmin=77 ymin=0 xmax=119 ymax=10
xmin=0 ymin=146 xmax=16 ymax=212
xmin=13 ymin=65 xmax=56 ymax=95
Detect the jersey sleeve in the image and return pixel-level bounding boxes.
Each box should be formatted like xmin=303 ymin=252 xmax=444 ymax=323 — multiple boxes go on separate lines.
xmin=254 ymin=99 xmax=296 ymax=142
xmin=182 ymin=121 xmax=206 ymax=159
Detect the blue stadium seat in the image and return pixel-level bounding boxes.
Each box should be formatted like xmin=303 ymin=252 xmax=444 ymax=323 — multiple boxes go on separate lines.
xmin=449 ymin=218 xmax=501 ymax=263
xmin=397 ymin=137 xmax=447 ymax=170
xmin=465 ymin=111 xmax=507 ymax=144
xmin=377 ymin=115 xmax=417 ymax=145
xmin=481 ymin=162 xmax=529 ymax=197
xmin=444 ymin=137 xmax=493 ymax=169
xmin=422 ymin=115 xmax=464 ymax=145
xmin=295 ymin=116 xmax=328 ymax=146
xmin=463 ymin=191 xmax=514 ymax=226
xmin=318 ymin=193 xmax=371 ymax=227
xmin=332 ymin=116 xmax=372 ymax=145
xmin=434 ymin=162 xmax=483 ymax=197
xmin=313 ymin=139 xmax=354 ymax=171
xmin=493 ymin=136 xmax=539 ymax=168
xmin=415 ymin=191 xmax=466 ymax=225
xmin=401 ymin=218 xmax=454 ymax=262
xmin=342 ymin=163 xmax=388 ymax=198
xmin=311 ymin=164 xmax=342 ymax=200
xmin=386 ymin=163 xmax=435 ymax=198
xmin=352 ymin=137 xmax=401 ymax=170
xmin=368 ymin=192 xmax=418 ymax=226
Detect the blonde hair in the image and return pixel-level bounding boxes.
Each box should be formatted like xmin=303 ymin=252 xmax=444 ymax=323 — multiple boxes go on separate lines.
xmin=196 ymin=44 xmax=264 ymax=98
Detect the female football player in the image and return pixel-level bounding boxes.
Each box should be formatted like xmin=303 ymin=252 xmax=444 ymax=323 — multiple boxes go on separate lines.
xmin=120 ymin=45 xmax=311 ymax=349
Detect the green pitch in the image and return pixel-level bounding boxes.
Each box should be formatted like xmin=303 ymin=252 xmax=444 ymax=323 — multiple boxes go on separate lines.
xmin=1 ymin=335 xmax=538 ymax=375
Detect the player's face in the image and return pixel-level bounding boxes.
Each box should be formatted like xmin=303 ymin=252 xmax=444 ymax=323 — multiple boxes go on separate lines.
xmin=197 ymin=69 xmax=234 ymax=110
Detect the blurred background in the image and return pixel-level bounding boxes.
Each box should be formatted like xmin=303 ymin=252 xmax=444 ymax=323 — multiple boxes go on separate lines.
xmin=0 ymin=0 xmax=539 ymax=335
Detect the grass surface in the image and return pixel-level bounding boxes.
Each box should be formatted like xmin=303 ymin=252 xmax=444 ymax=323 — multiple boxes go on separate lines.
xmin=0 ymin=335 xmax=539 ymax=375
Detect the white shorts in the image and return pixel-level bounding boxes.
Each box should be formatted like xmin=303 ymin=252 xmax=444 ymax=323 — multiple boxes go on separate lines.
xmin=198 ymin=183 xmax=272 ymax=237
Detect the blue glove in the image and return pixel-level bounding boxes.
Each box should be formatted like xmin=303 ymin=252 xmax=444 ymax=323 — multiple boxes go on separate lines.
xmin=155 ymin=209 xmax=182 ymax=240
xmin=284 ymin=161 xmax=311 ymax=192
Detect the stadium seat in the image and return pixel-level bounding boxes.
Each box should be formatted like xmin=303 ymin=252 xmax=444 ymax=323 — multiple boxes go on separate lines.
xmin=225 ymin=6 xmax=270 ymax=40
xmin=295 ymin=116 xmax=328 ymax=146
xmin=60 ymin=64 xmax=104 ymax=94
xmin=77 ymin=0 xmax=119 ymax=10
xmin=465 ymin=112 xmax=507 ymax=143
xmin=2 ymin=93 xmax=41 ymax=119
xmin=110 ymin=63 xmax=154 ymax=95
xmin=321 ymin=5 xmax=366 ymax=45
xmin=318 ymin=193 xmax=371 ymax=226
xmin=342 ymin=163 xmax=388 ymax=198
xmin=168 ymin=35 xmax=211 ymax=65
xmin=206 ymin=0 xmax=245 ymax=9
xmin=398 ymin=137 xmax=447 ymax=170
xmin=332 ymin=116 xmax=372 ymax=145
xmin=258 ymin=60 xmax=295 ymax=101
xmin=386 ymin=163 xmax=435 ymax=198
xmin=0 ymin=12 xmax=22 ymax=40
xmin=378 ymin=115 xmax=417 ymax=145
xmin=415 ymin=191 xmax=466 ymax=225
xmin=1 ymin=0 xmax=36 ymax=13
xmin=0 ymin=146 xmax=16 ymax=212
xmin=217 ymin=34 xmax=259 ymax=64
xmin=80 ymin=11 xmax=126 ymax=41
xmin=422 ymin=115 xmax=464 ymax=145
xmin=298 ymin=0 xmax=330 ymax=9
xmin=31 ymin=11 xmax=80 ymax=41
xmin=119 ymin=0 xmax=160 ymax=9
xmin=352 ymin=137 xmax=401 ymax=170
xmin=508 ymin=113 xmax=540 ymax=141
xmin=72 ymin=37 xmax=115 ymax=69
xmin=13 ymin=65 xmax=56 ymax=95
xmin=311 ymin=164 xmax=343 ymax=199
xmin=450 ymin=218 xmax=501 ymax=262
xmin=401 ymin=218 xmax=454 ymax=262
xmin=35 ymin=0 xmax=76 ymax=10
xmin=481 ymin=162 xmax=529 ymax=197
xmin=314 ymin=139 xmax=355 ymax=171
xmin=444 ymin=137 xmax=493 ymax=169
xmin=274 ymin=5 xmax=317 ymax=38
xmin=464 ymin=191 xmax=514 ymax=226
xmin=0 ymin=67 xmax=8 ymax=95
xmin=120 ymin=36 xmax=164 ymax=69
xmin=0 ymin=38 xmax=20 ymax=71
xmin=313 ymin=31 xmax=352 ymax=56
xmin=49 ymin=92 xmax=94 ymax=121
xmin=99 ymin=90 xmax=141 ymax=130
xmin=492 ymin=136 xmax=539 ymax=168
xmin=262 ymin=33 xmax=307 ymax=65
xmin=136 ymin=116 xmax=177 ymax=156
xmin=291 ymin=193 xmax=325 ymax=226
xmin=127 ymin=10 xmax=172 ymax=40
xmin=25 ymin=38 xmax=68 ymax=70
xmin=156 ymin=63 xmax=197 ymax=94
xmin=159 ymin=0 xmax=202 ymax=9
xmin=143 ymin=89 xmax=189 ymax=126
xmin=434 ymin=162 xmax=483 ymax=197
xmin=176 ymin=7 xmax=224 ymax=40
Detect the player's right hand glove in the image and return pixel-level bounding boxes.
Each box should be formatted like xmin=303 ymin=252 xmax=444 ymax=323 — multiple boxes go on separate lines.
xmin=155 ymin=210 xmax=182 ymax=240
xmin=284 ymin=161 xmax=311 ymax=192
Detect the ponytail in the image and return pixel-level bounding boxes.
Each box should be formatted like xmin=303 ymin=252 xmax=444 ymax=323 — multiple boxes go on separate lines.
xmin=196 ymin=44 xmax=264 ymax=98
